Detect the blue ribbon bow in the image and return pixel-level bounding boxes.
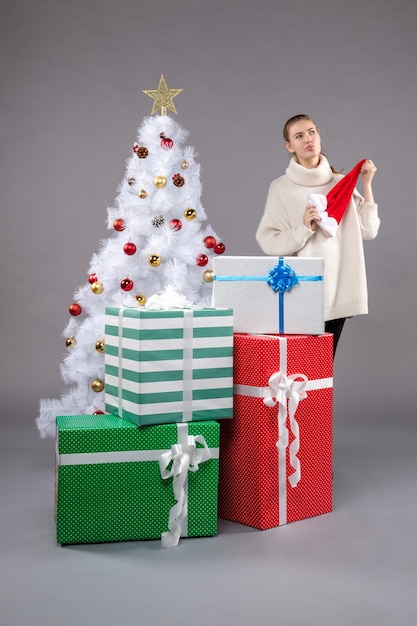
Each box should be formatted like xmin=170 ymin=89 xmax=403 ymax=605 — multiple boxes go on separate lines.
xmin=266 ymin=261 xmax=299 ymax=294
xmin=214 ymin=257 xmax=323 ymax=333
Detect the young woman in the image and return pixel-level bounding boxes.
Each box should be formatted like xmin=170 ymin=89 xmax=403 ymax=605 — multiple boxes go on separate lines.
xmin=255 ymin=114 xmax=380 ymax=355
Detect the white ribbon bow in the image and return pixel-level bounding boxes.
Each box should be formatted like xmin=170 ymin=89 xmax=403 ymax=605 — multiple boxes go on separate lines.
xmin=263 ymin=371 xmax=308 ymax=488
xmin=159 ymin=433 xmax=211 ymax=548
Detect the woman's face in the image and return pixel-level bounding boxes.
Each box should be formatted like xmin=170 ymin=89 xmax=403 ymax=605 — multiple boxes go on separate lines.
xmin=285 ymin=119 xmax=321 ymax=168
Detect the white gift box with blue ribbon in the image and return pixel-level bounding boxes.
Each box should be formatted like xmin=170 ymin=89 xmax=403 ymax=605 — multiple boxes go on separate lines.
xmin=212 ymin=256 xmax=324 ymax=335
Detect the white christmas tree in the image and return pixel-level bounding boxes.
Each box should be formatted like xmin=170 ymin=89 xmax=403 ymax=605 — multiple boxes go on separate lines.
xmin=37 ymin=75 xmax=225 ymax=438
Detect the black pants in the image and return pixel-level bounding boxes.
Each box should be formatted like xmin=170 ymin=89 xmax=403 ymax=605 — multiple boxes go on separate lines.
xmin=325 ymin=318 xmax=346 ymax=357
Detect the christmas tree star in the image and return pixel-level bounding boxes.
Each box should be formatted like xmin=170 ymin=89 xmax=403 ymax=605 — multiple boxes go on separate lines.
xmin=143 ymin=74 xmax=183 ymax=115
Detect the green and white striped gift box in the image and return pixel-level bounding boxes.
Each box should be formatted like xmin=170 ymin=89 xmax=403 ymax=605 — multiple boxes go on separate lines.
xmin=104 ymin=306 xmax=233 ymax=427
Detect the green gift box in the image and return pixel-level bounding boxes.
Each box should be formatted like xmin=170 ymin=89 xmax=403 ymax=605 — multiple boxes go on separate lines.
xmin=55 ymin=414 xmax=220 ymax=547
xmin=104 ymin=306 xmax=233 ymax=427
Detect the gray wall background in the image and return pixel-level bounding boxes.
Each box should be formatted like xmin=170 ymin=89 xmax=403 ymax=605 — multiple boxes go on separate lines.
xmin=1 ymin=0 xmax=416 ymax=425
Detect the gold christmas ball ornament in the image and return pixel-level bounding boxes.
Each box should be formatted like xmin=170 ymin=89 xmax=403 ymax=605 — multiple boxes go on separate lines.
xmin=148 ymin=254 xmax=162 ymax=267
xmin=66 ymin=336 xmax=76 ymax=348
xmin=95 ymin=339 xmax=105 ymax=353
xmin=181 ymin=159 xmax=189 ymax=169
xmin=91 ymin=281 xmax=104 ymax=295
xmin=139 ymin=189 xmax=147 ymax=199
xmin=184 ymin=207 xmax=197 ymax=220
xmin=203 ymin=270 xmax=214 ymax=283
xmin=153 ymin=175 xmax=167 ymax=189
xmin=91 ymin=378 xmax=105 ymax=393
xmin=134 ymin=294 xmax=147 ymax=306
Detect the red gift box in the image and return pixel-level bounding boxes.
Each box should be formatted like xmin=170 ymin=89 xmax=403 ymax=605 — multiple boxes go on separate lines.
xmin=218 ymin=333 xmax=333 ymax=530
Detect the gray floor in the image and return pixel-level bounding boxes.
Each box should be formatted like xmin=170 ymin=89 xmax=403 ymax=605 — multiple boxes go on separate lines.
xmin=1 ymin=403 xmax=416 ymax=626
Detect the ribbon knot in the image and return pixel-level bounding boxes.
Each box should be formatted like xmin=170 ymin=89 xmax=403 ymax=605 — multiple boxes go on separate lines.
xmin=266 ymin=261 xmax=299 ymax=294
xmin=159 ymin=430 xmax=211 ymax=547
xmin=263 ymin=372 xmax=294 ymax=407
xmin=263 ymin=371 xmax=308 ymax=488
xmin=161 ymin=437 xmax=208 ymax=478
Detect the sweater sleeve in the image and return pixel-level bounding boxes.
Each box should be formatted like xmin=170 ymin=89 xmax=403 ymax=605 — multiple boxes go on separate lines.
xmin=354 ymin=191 xmax=380 ymax=240
xmin=255 ymin=178 xmax=314 ymax=255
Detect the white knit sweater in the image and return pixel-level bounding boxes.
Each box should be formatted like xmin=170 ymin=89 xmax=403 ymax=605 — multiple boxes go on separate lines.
xmin=255 ymin=156 xmax=380 ymax=321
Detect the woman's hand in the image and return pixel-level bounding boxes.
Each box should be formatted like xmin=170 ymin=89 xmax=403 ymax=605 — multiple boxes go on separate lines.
xmin=361 ymin=159 xmax=377 ymax=185
xmin=303 ymin=204 xmax=321 ymax=231
xmin=361 ymin=159 xmax=377 ymax=203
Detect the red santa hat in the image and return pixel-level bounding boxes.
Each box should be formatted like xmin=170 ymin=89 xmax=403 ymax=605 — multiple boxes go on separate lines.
xmin=307 ymin=159 xmax=367 ymax=236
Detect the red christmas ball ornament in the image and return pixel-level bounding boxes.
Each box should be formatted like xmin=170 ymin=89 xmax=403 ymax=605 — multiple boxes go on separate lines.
xmin=196 ymin=254 xmax=208 ymax=267
xmin=161 ymin=137 xmax=174 ymax=150
xmin=69 ymin=303 xmax=82 ymax=316
xmin=204 ymin=236 xmax=217 ymax=249
xmin=88 ymin=273 xmax=98 ymax=284
xmin=214 ymin=242 xmax=226 ymax=254
xmin=123 ymin=242 xmax=137 ymax=256
xmin=169 ymin=218 xmax=182 ymax=231
xmin=92 ymin=409 xmax=105 ymax=415
xmin=120 ymin=278 xmax=134 ymax=291
xmin=113 ymin=218 xmax=126 ymax=232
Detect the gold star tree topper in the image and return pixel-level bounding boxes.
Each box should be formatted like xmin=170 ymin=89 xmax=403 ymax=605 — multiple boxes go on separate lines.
xmin=143 ymin=75 xmax=183 ymax=116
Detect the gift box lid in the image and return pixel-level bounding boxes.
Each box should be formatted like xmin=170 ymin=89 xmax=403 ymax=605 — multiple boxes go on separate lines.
xmin=56 ymin=414 xmax=220 ymax=455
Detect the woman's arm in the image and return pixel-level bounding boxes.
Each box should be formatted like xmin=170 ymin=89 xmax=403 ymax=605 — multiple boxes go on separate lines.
xmin=361 ymin=159 xmax=377 ymax=204
xmin=255 ymin=180 xmax=315 ymax=255
xmin=356 ymin=160 xmax=380 ymax=240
